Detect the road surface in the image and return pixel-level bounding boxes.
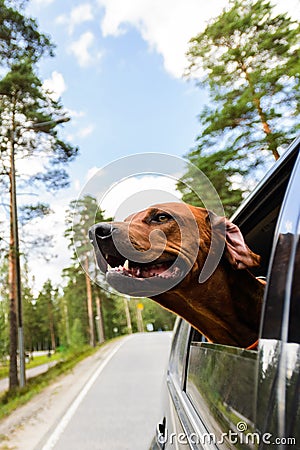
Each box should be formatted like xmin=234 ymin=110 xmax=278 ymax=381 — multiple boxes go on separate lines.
xmin=0 ymin=332 xmax=172 ymax=450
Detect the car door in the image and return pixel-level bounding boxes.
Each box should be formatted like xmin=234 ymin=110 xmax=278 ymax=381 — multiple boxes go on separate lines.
xmin=158 ymin=137 xmax=300 ymax=450
xmin=255 ymin=143 xmax=300 ymax=448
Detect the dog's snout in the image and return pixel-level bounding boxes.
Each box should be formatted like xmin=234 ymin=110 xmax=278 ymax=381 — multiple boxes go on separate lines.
xmin=94 ymin=223 xmax=115 ymax=239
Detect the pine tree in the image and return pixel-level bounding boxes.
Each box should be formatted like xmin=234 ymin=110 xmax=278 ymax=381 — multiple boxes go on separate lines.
xmin=0 ymin=4 xmax=78 ymax=388
xmin=65 ymin=196 xmax=108 ymax=347
xmin=0 ymin=0 xmax=54 ymax=64
xmin=181 ymin=0 xmax=300 ymax=213
xmin=186 ymin=0 xmax=299 ymax=161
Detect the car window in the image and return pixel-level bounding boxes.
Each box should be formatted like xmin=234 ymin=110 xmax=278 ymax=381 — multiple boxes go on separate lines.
xmin=169 ymin=318 xmax=190 ymax=388
xmin=261 ymin=145 xmax=300 ymax=343
xmin=186 ymin=341 xmax=257 ymax=448
xmin=289 ymin=239 xmax=300 ymax=344
xmin=182 ymin=139 xmax=300 ymax=448
xmin=256 ymin=145 xmax=300 ymax=445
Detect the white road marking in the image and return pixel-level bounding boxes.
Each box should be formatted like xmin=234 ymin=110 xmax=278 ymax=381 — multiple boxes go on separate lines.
xmin=41 ymin=337 xmax=129 ymax=450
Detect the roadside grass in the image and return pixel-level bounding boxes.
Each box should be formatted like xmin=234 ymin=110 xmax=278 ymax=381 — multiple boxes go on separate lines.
xmin=0 ymin=353 xmax=62 ymax=380
xmin=0 ymin=343 xmax=106 ymax=421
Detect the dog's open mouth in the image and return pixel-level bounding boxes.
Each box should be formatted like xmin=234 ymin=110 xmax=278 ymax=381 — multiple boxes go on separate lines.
xmin=103 ymin=253 xmax=184 ymax=296
xmin=89 ymin=226 xmax=186 ymax=296
xmin=104 ymin=253 xmax=181 ymax=280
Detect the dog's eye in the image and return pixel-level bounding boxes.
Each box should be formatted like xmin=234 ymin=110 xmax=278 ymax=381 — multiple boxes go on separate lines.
xmin=152 ymin=213 xmax=172 ymax=223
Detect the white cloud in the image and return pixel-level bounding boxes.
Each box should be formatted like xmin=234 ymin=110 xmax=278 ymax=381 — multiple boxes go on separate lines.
xmin=43 ymin=71 xmax=67 ymax=101
xmin=78 ymin=125 xmax=94 ymax=138
xmin=97 ymin=0 xmax=226 ymax=77
xmin=86 ymin=166 xmax=100 ymax=181
xmin=97 ymin=0 xmax=300 ymax=78
xmin=32 ymin=0 xmax=55 ymax=5
xmin=99 ymin=174 xmax=181 ymax=219
xmin=67 ymin=109 xmax=86 ymax=119
xmin=69 ymin=31 xmax=103 ymax=67
xmin=56 ymin=3 xmax=94 ymax=35
xmin=66 ymin=124 xmax=95 ymax=143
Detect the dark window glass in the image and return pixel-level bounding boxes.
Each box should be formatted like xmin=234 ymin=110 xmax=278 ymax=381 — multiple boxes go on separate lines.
xmin=186 ymin=342 xmax=257 ymax=449
xmin=261 ymin=233 xmax=293 ymax=340
xmin=169 ymin=319 xmax=190 ymax=387
xmin=288 ymin=239 xmax=300 ymax=344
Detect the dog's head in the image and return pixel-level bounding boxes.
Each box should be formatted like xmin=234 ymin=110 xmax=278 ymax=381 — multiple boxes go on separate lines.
xmin=89 ymin=202 xmax=260 ymax=297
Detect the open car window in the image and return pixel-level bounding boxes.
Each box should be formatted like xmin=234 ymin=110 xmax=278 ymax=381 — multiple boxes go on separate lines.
xmin=181 ymin=139 xmax=300 ymax=448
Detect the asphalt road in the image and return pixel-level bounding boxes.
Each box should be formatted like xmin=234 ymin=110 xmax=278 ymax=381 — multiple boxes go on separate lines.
xmin=36 ymin=332 xmax=172 ymax=450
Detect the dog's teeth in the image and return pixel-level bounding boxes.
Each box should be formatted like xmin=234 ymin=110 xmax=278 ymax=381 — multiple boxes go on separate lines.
xmin=107 ymin=263 xmax=112 ymax=271
xmin=123 ymin=259 xmax=129 ymax=270
xmin=105 ymin=253 xmax=108 ymax=260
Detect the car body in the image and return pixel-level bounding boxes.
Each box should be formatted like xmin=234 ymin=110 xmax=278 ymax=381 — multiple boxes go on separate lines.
xmin=150 ymin=136 xmax=300 ymax=449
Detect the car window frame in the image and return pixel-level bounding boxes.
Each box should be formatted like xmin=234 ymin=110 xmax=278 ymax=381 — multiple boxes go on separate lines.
xmin=166 ymin=137 xmax=300 ymax=449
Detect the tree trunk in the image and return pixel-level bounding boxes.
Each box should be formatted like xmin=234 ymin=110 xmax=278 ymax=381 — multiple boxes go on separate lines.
xmin=8 ymin=126 xmax=19 ymax=389
xmin=123 ymin=296 xmax=132 ymax=334
xmin=8 ymin=236 xmax=18 ymax=389
xmin=242 ymin=64 xmax=280 ymax=161
xmin=8 ymin=112 xmax=26 ymax=388
xmin=64 ymin=299 xmax=71 ymax=346
xmin=84 ymin=257 xmax=95 ymax=347
xmin=48 ymin=300 xmax=56 ymax=352
xmin=95 ymin=295 xmax=105 ymax=343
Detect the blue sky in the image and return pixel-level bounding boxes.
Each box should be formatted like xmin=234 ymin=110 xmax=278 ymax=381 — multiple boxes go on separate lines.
xmin=19 ymin=0 xmax=298 ymax=291
xmin=28 ymin=0 xmax=211 ymax=171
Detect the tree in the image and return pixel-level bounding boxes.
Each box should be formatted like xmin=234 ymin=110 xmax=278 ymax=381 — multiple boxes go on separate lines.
xmin=65 ymin=196 xmax=108 ymax=347
xmin=177 ymin=148 xmax=245 ymax=216
xmin=0 ymin=0 xmax=54 ymax=64
xmin=61 ymin=264 xmax=90 ymax=346
xmin=0 ymin=255 xmax=9 ymax=360
xmin=183 ymin=0 xmax=299 ymax=209
xmin=34 ymin=280 xmax=60 ymax=352
xmin=0 ymin=5 xmax=78 ymax=388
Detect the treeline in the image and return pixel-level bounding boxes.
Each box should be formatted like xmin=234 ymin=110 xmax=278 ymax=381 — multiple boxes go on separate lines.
xmin=0 ymin=273 xmax=175 ymax=356
xmin=0 ymin=0 xmax=299 ymax=390
xmin=0 ymin=195 xmax=175 ymax=358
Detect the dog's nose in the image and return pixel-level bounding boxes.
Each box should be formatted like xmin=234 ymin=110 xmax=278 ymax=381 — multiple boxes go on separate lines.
xmin=93 ymin=223 xmax=115 ymax=239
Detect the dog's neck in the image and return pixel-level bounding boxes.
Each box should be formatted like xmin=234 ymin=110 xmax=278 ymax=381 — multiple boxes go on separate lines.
xmin=153 ymin=264 xmax=264 ymax=348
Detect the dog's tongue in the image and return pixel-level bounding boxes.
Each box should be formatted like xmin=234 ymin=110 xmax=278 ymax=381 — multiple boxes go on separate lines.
xmin=140 ymin=263 xmax=169 ymax=278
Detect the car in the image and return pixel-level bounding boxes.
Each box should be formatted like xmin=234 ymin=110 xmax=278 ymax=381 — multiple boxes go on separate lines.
xmin=150 ymin=135 xmax=300 ymax=449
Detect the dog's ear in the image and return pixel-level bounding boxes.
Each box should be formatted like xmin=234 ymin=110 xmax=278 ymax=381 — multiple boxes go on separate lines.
xmin=207 ymin=212 xmax=261 ymax=269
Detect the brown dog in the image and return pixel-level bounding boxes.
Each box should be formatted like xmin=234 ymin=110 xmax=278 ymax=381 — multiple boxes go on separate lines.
xmin=89 ymin=202 xmax=264 ymax=348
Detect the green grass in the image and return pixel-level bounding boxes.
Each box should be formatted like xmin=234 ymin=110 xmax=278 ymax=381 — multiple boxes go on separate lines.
xmin=0 ymin=343 xmax=108 ymax=421
xmin=0 ymin=353 xmax=63 ymax=380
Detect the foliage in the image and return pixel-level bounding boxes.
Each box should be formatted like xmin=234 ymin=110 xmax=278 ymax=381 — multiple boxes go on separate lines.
xmin=0 ymin=58 xmax=78 ymax=188
xmin=0 ymin=0 xmax=54 ymax=65
xmin=138 ymin=298 xmax=176 ymax=331
xmin=64 ymin=195 xmax=109 ymax=347
xmin=65 ymin=195 xmax=108 ymax=262
xmin=177 ymin=148 xmax=245 ymax=216
xmin=181 ymin=0 xmax=300 ymax=214
xmin=186 ymin=0 xmax=299 ymax=159
xmin=0 ymin=1 xmax=78 ymax=389
xmin=69 ymin=318 xmax=86 ymax=349
xmin=61 ymin=264 xmax=90 ymax=346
